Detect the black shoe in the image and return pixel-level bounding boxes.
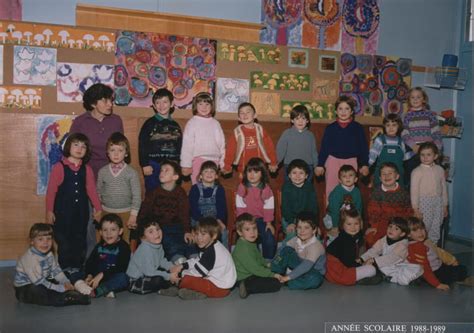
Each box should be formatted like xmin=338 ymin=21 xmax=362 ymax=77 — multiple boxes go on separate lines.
xmin=357 ymin=273 xmax=383 ymax=285
xmin=61 ymin=291 xmax=91 ymax=306
xmin=409 ymin=276 xmax=424 ymax=286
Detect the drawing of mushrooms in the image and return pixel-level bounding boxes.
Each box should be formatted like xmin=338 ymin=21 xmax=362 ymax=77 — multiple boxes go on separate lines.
xmin=228 ymin=45 xmax=236 ymax=61
xmin=92 ymin=41 xmax=102 ymax=49
xmin=98 ymin=35 xmax=110 ymax=48
xmin=83 ymin=34 xmax=95 ymax=46
xmin=0 ymin=32 xmax=8 ymax=43
xmin=23 ymin=31 xmax=33 ymax=44
xmin=315 ymin=105 xmax=324 ymax=118
xmin=7 ymin=23 xmax=15 ymax=34
xmin=42 ymin=29 xmax=53 ymax=45
xmin=267 ymin=50 xmax=276 ymax=61
xmin=58 ymin=30 xmax=70 ymax=45
xmin=105 ymin=41 xmax=115 ymax=52
xmin=11 ymin=31 xmax=22 ymax=44
xmin=237 ymin=46 xmax=246 ymax=62
xmin=67 ymin=39 xmax=75 ymax=48
xmin=10 ymin=89 xmax=23 ymax=103
xmin=33 ymin=95 xmax=42 ymax=107
xmin=258 ymin=48 xmax=265 ymax=60
xmin=20 ymin=95 xmax=30 ymax=107
xmin=24 ymin=88 xmax=37 ymax=106
xmin=253 ymin=74 xmax=263 ymax=88
xmin=0 ymin=87 xmax=8 ymax=105
xmin=34 ymin=34 xmax=45 ymax=45
xmin=75 ymin=40 xmax=84 ymax=49
xmin=220 ymin=43 xmax=229 ymax=59
xmin=282 ymin=104 xmax=292 ymax=117
xmin=267 ymin=78 xmax=277 ymax=90
xmin=246 ymin=50 xmax=258 ymax=62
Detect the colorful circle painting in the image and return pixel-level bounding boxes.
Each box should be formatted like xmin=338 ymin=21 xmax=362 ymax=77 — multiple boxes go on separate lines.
xmin=304 ymin=0 xmax=340 ymax=26
xmin=116 ymin=36 xmax=135 ymax=56
xmin=396 ymin=58 xmax=412 ymax=76
xmin=130 ymin=77 xmax=149 ymax=98
xmin=341 ymin=53 xmax=357 ymax=74
xmin=263 ymin=0 xmax=303 ymax=28
xmin=342 ymin=0 xmax=380 ymax=38
xmin=172 ymin=83 xmax=188 ymax=99
xmin=340 ymin=81 xmax=354 ymax=93
xmin=114 ymin=87 xmax=132 ymax=106
xmin=396 ymin=83 xmax=409 ymax=101
xmin=381 ymin=65 xmax=400 ymax=89
xmin=134 ymin=63 xmax=149 ymax=77
xmin=148 ymin=66 xmax=167 ymax=86
xmin=356 ymin=55 xmax=373 ymax=74
xmin=374 ymin=55 xmax=386 ymax=69
xmin=153 ymin=40 xmax=172 ymax=55
xmin=385 ymin=99 xmax=402 ymax=115
xmin=173 ymin=43 xmax=187 ymax=56
xmin=114 ymin=65 xmax=128 ymax=87
xmin=135 ymin=50 xmax=152 ymax=63
xmin=368 ymin=88 xmax=383 ymax=106
xmin=168 ymin=67 xmax=184 ymax=82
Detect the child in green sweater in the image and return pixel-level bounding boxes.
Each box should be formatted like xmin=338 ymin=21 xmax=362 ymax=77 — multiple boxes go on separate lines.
xmin=232 ymin=213 xmax=283 ymax=299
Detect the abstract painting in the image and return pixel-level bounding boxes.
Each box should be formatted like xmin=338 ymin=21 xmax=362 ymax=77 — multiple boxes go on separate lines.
xmin=281 ymin=100 xmax=335 ymax=120
xmin=0 ymin=86 xmax=42 ymax=108
xmin=13 ymin=46 xmax=57 ymax=86
xmin=312 ymin=78 xmax=338 ymax=102
xmin=288 ymin=48 xmax=308 ymax=68
xmin=341 ymin=0 xmax=380 ymax=54
xmin=57 ymin=63 xmax=114 ymax=102
xmin=340 ymin=53 xmax=412 ymax=117
xmin=216 ymin=78 xmax=249 ymax=113
xmin=319 ymin=55 xmax=337 ymax=73
xmin=114 ymin=30 xmax=216 ymax=109
xmin=36 ymin=115 xmax=73 ymax=195
xmin=251 ymin=71 xmax=310 ymax=91
xmin=250 ymin=92 xmax=281 ymax=116
xmin=217 ymin=41 xmax=281 ymax=64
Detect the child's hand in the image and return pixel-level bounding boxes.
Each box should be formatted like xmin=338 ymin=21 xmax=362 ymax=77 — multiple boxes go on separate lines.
xmin=142 ymin=166 xmax=153 ymax=176
xmin=64 ymin=282 xmax=75 ymax=291
xmin=286 ymin=224 xmax=296 ymax=234
xmin=221 ymin=168 xmax=232 ymax=175
xmin=184 ymin=232 xmax=194 ymax=244
xmin=93 ymin=210 xmax=103 ymax=222
xmin=89 ymin=272 xmax=104 ymax=289
xmin=443 ymin=206 xmax=448 ymax=218
xmin=414 ymin=209 xmax=423 ymax=219
xmin=279 ymin=275 xmax=290 ymax=283
xmin=46 ymin=211 xmax=56 ymax=224
xmin=364 ymin=258 xmax=375 ymax=266
xmin=315 ymin=167 xmax=325 ymax=177
xmin=85 ymin=274 xmax=93 ymax=284
xmin=365 ymin=228 xmax=377 ymax=235
xmin=265 ymin=223 xmax=275 ymax=236
xmin=436 ymin=283 xmax=450 ymax=291
xmin=327 ymin=227 xmax=339 ymax=238
xmin=182 ymin=167 xmax=192 ymax=176
xmin=273 ymin=273 xmax=283 ymax=281
xmin=170 ymin=265 xmax=183 ymax=274
xmin=359 ymin=166 xmax=369 ymax=177
xmin=169 ymin=272 xmax=180 ymax=285
xmin=268 ymin=164 xmax=278 ymax=173
xmin=127 ymin=215 xmax=137 ymax=229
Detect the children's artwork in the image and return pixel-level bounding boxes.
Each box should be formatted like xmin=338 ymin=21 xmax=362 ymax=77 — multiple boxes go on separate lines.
xmin=251 ymin=71 xmax=310 ymax=91
xmin=36 ymin=115 xmax=73 ymax=195
xmin=13 ymin=46 xmax=57 ymax=86
xmin=341 ymin=0 xmax=380 ymax=55
xmin=0 ymin=21 xmax=115 ymax=52
xmin=250 ymin=92 xmax=281 ymax=116
xmin=0 ymin=86 xmax=42 ymax=108
xmin=260 ymin=0 xmax=342 ymax=50
xmin=216 ymin=78 xmax=249 ymax=113
xmin=57 ymin=63 xmax=114 ymax=102
xmin=217 ymin=41 xmax=281 ymax=64
xmin=312 ymin=78 xmax=339 ymax=102
xmin=340 ymin=53 xmax=412 ymax=117
xmin=288 ymin=48 xmax=308 ymax=68
xmin=439 ymin=114 xmax=463 ymax=139
xmin=441 ymin=155 xmax=454 ymax=182
xmin=115 ymin=30 xmax=216 ymax=109
xmin=281 ymin=100 xmax=335 ymax=120
xmin=319 ymin=55 xmax=337 ymax=73
xmin=0 ymin=45 xmax=3 ymax=84
xmin=369 ymin=126 xmax=384 ymax=147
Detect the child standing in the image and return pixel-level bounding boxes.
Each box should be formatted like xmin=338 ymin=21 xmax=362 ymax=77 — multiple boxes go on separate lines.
xmin=176 ymin=217 xmax=237 ymax=300
xmin=326 ymin=205 xmax=379 ymax=286
xmin=96 ymin=132 xmax=141 ymax=244
xmin=365 ymin=162 xmax=413 ymax=248
xmin=232 ymin=213 xmax=282 ymax=298
xmin=276 ymin=105 xmax=319 ymax=181
xmin=315 ymin=96 xmax=369 ymax=200
xmin=84 ymin=214 xmax=130 ymax=298
xmin=180 ymin=92 xmax=225 ymax=184
xmin=14 ymin=223 xmax=90 ymax=306
xmin=271 ymin=212 xmax=326 ymax=290
xmin=45 ymin=133 xmax=102 ymax=273
xmin=281 ymin=159 xmax=318 ymax=243
xmin=139 ymin=88 xmax=182 ymax=193
xmin=360 ymin=217 xmax=423 ymax=285
xmin=235 ymin=157 xmax=276 ymax=259
xmin=407 ymin=217 xmax=467 ymax=291
xmin=368 ymin=114 xmax=412 ymax=187
xmin=137 ymin=160 xmax=192 ymax=263
xmin=189 ymin=161 xmax=228 ymax=247
xmin=127 ymin=215 xmax=181 ymax=295
xmin=410 ymin=142 xmax=448 ymax=244
xmin=223 ymin=102 xmax=278 ymax=176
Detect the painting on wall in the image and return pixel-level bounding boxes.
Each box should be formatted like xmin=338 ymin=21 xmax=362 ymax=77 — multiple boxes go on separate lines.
xmin=319 ymin=55 xmax=337 ymax=73
xmin=36 ymin=115 xmax=73 ymax=195
xmin=288 ymin=48 xmax=308 ymax=68
xmin=281 ymin=100 xmax=335 ymax=120
xmin=260 ymin=0 xmax=342 ymax=51
xmin=57 ymin=63 xmax=114 ymax=102
xmin=250 ymin=92 xmax=281 ymax=116
xmin=340 ymin=53 xmax=412 ymax=117
xmin=0 ymin=45 xmax=3 ymax=84
xmin=114 ymin=30 xmax=216 ymax=109
xmin=341 ymin=0 xmax=380 ymax=55
xmin=217 ymin=41 xmax=281 ymax=64
xmin=312 ymin=78 xmax=338 ymax=102
xmin=13 ymin=46 xmax=57 ymax=86
xmin=251 ymin=71 xmax=310 ymax=91
xmin=216 ymin=78 xmax=249 ymax=113
xmin=369 ymin=126 xmax=384 ymax=148
xmin=0 ymin=86 xmax=42 ymax=108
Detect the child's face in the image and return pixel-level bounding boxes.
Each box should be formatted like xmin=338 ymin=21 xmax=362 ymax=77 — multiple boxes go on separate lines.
xmin=380 ymin=167 xmax=399 ymax=188
xmin=384 ymin=121 xmax=399 ymax=137
xmin=200 ymin=168 xmax=218 ymax=186
xmin=342 ymin=216 xmax=361 ymax=236
xmin=153 ymin=96 xmax=173 ymax=116
xmin=246 ymin=169 xmax=262 ymax=186
xmin=238 ymin=106 xmax=256 ymax=125
xmin=195 ymin=229 xmax=217 ymax=249
xmin=409 ymin=90 xmax=424 ymax=109
xmin=31 ymin=234 xmax=53 ymax=254
xmin=159 ymin=164 xmax=179 ymax=185
xmin=288 ymin=167 xmax=308 ymax=187
xmin=339 ymin=171 xmax=357 ymax=187
xmin=336 ymin=102 xmax=353 ymax=122
xmin=196 ymin=101 xmax=212 ymax=117
xmin=291 ymin=115 xmax=309 ymax=131
xmin=237 ymin=221 xmax=258 ymax=243
xmin=107 ymin=144 xmax=127 ymax=165
xmin=69 ymin=141 xmax=87 ymax=160
xmin=409 ymin=227 xmax=426 ymax=242
xmin=100 ymin=221 xmax=123 ymax=245
xmin=296 ymin=221 xmax=316 ymax=242
xmin=387 ymin=223 xmax=406 ymax=240
xmin=143 ymin=224 xmax=162 ymax=245
xmin=419 ymin=148 xmax=437 ymax=166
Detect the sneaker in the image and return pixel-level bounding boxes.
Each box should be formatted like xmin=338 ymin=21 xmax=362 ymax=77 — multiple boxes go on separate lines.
xmin=105 ymin=291 xmax=116 ymax=298
xmin=158 ymin=286 xmax=179 ymax=297
xmin=173 ymin=257 xmax=187 ymax=265
xmin=178 ymin=288 xmax=207 ymax=300
xmin=239 ymin=281 xmax=248 ymax=299
xmin=409 ymin=276 xmax=424 ymax=286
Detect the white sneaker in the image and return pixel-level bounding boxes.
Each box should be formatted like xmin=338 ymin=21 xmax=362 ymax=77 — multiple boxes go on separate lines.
xmin=74 ymin=280 xmax=93 ymax=295
xmin=105 ymin=291 xmax=116 ymax=298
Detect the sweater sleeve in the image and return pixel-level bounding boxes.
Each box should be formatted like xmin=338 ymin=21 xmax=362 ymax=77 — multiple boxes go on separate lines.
xmin=408 ymin=242 xmax=440 ymax=287
xmin=129 ymin=166 xmax=142 ymax=215
xmin=103 ymin=241 xmax=131 ymax=280
xmin=327 ymin=188 xmax=341 ymax=228
xmin=96 ymin=167 xmax=105 ymax=202
xmin=235 ymin=184 xmax=247 ymax=217
xmin=310 ymin=131 xmax=319 ymax=166
xmin=317 ymin=125 xmax=331 ymax=167
xmin=356 ymin=123 xmax=369 ymax=167
xmin=262 ymin=186 xmax=275 ymax=223
xmin=85 ymin=245 xmax=99 ymax=275
xmin=223 ymin=130 xmax=237 ymax=171
xmin=410 ymin=169 xmax=421 ymax=210
xmin=86 ymin=165 xmax=102 ymax=212
xmin=262 ymin=128 xmax=278 ymax=165
xmin=137 ymin=189 xmax=156 ymax=222
xmin=234 ymin=241 xmax=274 ymax=278
xmin=189 ymin=185 xmax=201 ymax=222
xmin=138 ymin=118 xmax=151 ymax=167
xmin=135 ymin=245 xmax=170 ymax=279
xmin=216 ymin=185 xmax=227 ymax=224
xmin=178 ymin=188 xmax=191 ymax=233
xmin=360 ymin=238 xmax=384 ymax=262
xmin=368 ymin=136 xmax=383 ymax=167
xmin=401 ymin=112 xmax=416 ymax=149
xmin=216 ymin=122 xmax=226 ymax=168
xmin=374 ymin=241 xmax=407 ymax=268
xmin=180 ymin=119 xmax=195 ymax=168
xmin=288 ymin=259 xmax=315 ymax=280
xmin=45 ymin=162 xmax=64 ymax=213
xmin=276 ymin=130 xmax=288 ymax=163
xmin=281 ymin=183 xmax=292 ymax=223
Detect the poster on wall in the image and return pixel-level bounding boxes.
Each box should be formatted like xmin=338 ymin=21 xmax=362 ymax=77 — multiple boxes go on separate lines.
xmin=13 ymin=46 xmax=57 ymax=86
xmin=251 ymin=71 xmax=310 ymax=91
xmin=281 ymin=100 xmax=335 ymax=120
xmin=217 ymin=41 xmax=281 ymax=64
xmin=0 ymin=45 xmax=3 ymax=84
xmin=36 ymin=115 xmax=73 ymax=195
xmin=114 ymin=30 xmax=217 ymax=109
xmin=216 ymin=78 xmax=249 ymax=113
xmin=250 ymin=92 xmax=281 ymax=116
xmin=57 ymin=63 xmax=114 ymax=102
xmin=339 ymin=53 xmax=412 ymax=116
xmin=0 ymin=86 xmax=42 ymax=108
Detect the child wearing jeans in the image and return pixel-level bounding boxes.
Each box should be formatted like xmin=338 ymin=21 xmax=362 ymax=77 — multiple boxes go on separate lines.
xmin=232 ymin=213 xmax=283 ymax=298
xmin=176 ymin=217 xmax=237 ymax=300
xmin=271 ymin=212 xmax=326 ymax=290
xmin=14 ymin=223 xmax=90 ymax=306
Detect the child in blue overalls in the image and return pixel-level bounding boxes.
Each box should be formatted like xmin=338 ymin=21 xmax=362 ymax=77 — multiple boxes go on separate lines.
xmin=368 ymin=113 xmax=413 ymax=187
xmin=188 ymin=161 xmax=228 ymax=248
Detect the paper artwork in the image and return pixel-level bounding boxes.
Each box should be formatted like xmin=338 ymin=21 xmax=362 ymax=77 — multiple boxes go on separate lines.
xmin=0 ymin=45 xmax=3 ymax=84
xmin=57 ymin=63 xmax=114 ymax=102
xmin=36 ymin=115 xmax=73 ymax=195
xmin=369 ymin=126 xmax=384 ymax=148
xmin=250 ymin=92 xmax=281 ymax=116
xmin=319 ymin=55 xmax=337 ymax=73
xmin=312 ymin=78 xmax=339 ymax=102
xmin=13 ymin=46 xmax=57 ymax=86
xmin=216 ymin=78 xmax=249 ymax=113
xmin=217 ymin=42 xmax=280 ymax=64
xmin=281 ymin=100 xmax=335 ymax=120
xmin=0 ymin=86 xmax=42 ymax=108
xmin=251 ymin=71 xmax=310 ymax=91
xmin=115 ymin=30 xmax=216 ymax=109
xmin=288 ymin=48 xmax=308 ymax=68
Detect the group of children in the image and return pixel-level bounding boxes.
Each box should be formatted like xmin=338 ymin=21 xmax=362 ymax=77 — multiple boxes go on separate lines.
xmin=14 ymin=86 xmax=469 ymax=306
